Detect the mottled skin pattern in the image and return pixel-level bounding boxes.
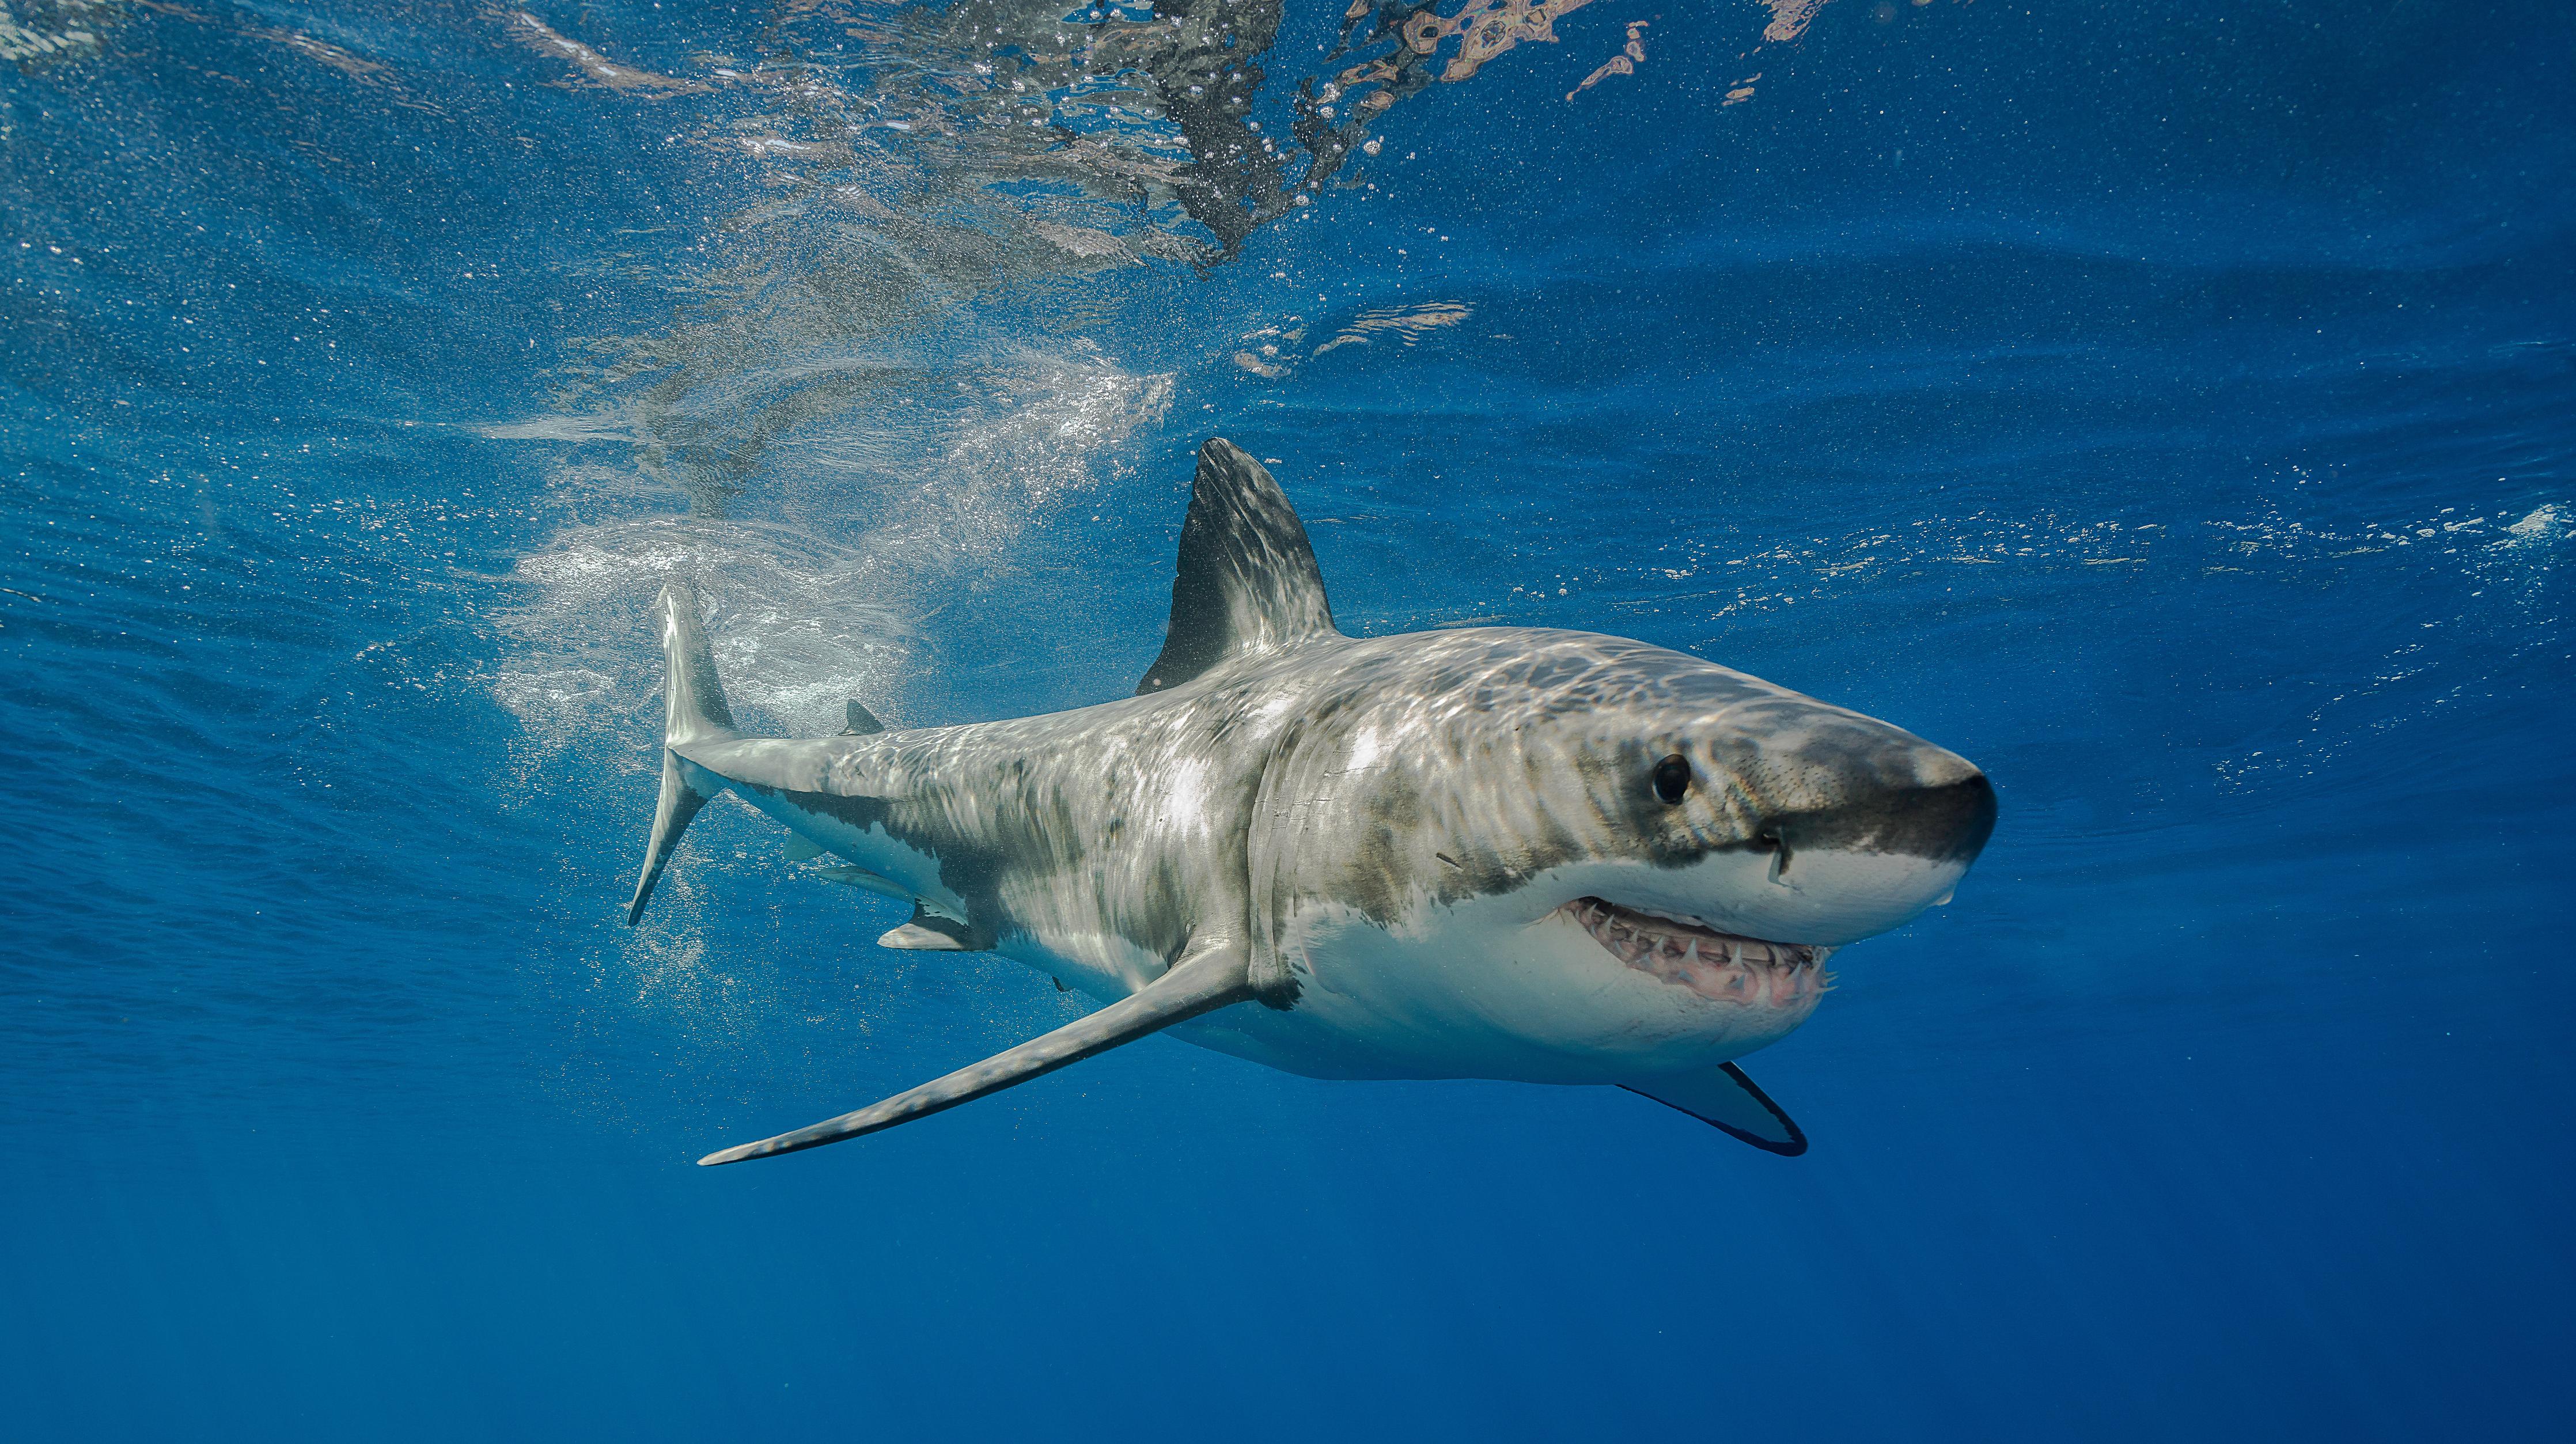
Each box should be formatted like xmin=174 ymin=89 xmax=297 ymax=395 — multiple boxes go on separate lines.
xmin=635 ymin=439 xmax=1995 ymax=1161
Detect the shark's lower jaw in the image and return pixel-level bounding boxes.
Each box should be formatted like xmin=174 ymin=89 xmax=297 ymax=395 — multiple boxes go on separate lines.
xmin=1561 ymin=897 xmax=1835 ymax=1009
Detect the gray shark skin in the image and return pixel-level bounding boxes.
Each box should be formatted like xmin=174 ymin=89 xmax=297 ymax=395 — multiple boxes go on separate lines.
xmin=628 ymin=439 xmax=1995 ymax=1165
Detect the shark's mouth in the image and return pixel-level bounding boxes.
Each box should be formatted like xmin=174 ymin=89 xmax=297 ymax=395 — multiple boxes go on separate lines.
xmin=1560 ymin=898 xmax=1833 ymax=1007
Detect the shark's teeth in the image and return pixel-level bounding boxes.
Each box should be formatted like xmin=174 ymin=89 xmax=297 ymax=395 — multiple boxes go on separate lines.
xmin=1556 ymin=897 xmax=1833 ymax=1007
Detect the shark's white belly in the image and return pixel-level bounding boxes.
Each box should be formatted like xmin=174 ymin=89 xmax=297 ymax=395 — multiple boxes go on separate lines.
xmin=1001 ymin=897 xmax=1823 ymax=1084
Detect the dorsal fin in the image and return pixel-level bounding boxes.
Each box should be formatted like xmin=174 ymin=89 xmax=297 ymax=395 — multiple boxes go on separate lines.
xmin=1137 ymin=439 xmax=1338 ymax=695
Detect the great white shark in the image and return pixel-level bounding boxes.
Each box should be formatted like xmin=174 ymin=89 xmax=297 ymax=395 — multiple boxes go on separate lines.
xmin=628 ymin=439 xmax=1996 ymax=1165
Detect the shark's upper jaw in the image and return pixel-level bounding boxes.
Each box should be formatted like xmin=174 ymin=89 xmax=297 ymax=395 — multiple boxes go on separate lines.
xmin=1556 ymin=897 xmax=1832 ymax=1010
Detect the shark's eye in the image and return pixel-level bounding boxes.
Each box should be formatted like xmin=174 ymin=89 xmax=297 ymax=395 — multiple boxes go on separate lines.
xmin=1651 ymin=753 xmax=1692 ymax=805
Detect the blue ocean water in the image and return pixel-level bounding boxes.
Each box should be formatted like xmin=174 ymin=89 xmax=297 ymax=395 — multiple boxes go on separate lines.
xmin=5 ymin=1 xmax=2572 ymax=1438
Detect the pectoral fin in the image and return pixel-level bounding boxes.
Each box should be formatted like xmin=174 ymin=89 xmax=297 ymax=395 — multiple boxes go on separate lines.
xmin=698 ymin=941 xmax=1255 ymax=1165
xmin=1623 ymin=1063 xmax=1808 ymax=1156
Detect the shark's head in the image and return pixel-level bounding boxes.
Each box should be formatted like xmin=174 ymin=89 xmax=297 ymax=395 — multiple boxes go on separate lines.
xmin=1113 ymin=440 xmax=1994 ymax=1082
xmin=1253 ymin=628 xmax=1995 ymax=1078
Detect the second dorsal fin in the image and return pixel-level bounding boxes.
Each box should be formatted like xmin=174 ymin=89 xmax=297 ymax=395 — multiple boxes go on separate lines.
xmin=1137 ymin=439 xmax=1338 ymax=695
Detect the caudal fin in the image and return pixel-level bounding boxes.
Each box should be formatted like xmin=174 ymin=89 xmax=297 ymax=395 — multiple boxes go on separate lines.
xmin=626 ymin=579 xmax=740 ymax=926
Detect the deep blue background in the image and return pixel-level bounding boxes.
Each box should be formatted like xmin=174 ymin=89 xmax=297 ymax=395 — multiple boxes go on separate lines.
xmin=6 ymin=2 xmax=2573 ymax=1439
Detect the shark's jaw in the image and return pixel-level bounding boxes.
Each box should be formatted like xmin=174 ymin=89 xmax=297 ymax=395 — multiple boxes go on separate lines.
xmin=1556 ymin=897 xmax=1833 ymax=1010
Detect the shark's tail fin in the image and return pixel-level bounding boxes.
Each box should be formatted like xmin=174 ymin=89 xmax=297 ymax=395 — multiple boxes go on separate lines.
xmin=626 ymin=578 xmax=741 ymax=926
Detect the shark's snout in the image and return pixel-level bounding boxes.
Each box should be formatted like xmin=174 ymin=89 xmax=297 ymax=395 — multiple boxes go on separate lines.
xmin=1761 ymin=760 xmax=1996 ymax=867
xmin=1673 ymin=721 xmax=1997 ymax=947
